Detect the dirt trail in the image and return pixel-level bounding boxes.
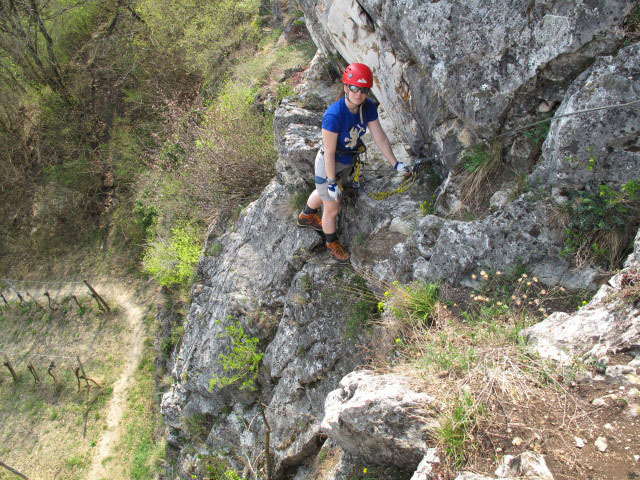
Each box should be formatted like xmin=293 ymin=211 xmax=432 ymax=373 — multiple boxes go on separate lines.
xmin=85 ymin=283 xmax=146 ymax=480
xmin=4 ymin=280 xmax=148 ymax=480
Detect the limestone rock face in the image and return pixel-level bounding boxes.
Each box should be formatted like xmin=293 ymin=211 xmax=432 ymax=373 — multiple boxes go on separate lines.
xmin=530 ymin=42 xmax=640 ymax=191
xmin=390 ymin=195 xmax=599 ymax=289
xmin=274 ymin=99 xmax=323 ymax=178
xmin=261 ymin=262 xmax=367 ymax=470
xmin=162 ymin=3 xmax=640 ymax=478
xmin=160 ymin=174 xmax=371 ymax=474
xmin=321 ymin=370 xmax=440 ymax=469
xmin=296 ymin=0 xmax=632 ymax=173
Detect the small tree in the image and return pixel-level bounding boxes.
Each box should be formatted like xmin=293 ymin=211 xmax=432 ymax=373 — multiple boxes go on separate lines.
xmin=143 ymin=223 xmax=201 ymax=286
xmin=209 ymin=318 xmax=263 ymax=392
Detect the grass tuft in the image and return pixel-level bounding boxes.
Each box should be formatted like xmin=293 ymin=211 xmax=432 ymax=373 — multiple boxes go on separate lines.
xmin=457 ymin=141 xmax=503 ymax=208
xmin=436 ymin=391 xmax=485 ymax=470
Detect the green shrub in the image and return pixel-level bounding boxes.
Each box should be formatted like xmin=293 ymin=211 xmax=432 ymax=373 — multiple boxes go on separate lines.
xmin=346 ymin=298 xmax=378 ymax=339
xmin=289 ymin=186 xmax=314 ymax=214
xmin=184 ymin=82 xmax=276 ymax=211
xmin=457 ymin=141 xmax=503 ymax=207
xmin=383 ymin=281 xmax=441 ymax=329
xmin=524 ymin=113 xmax=552 ymax=143
xmin=275 ymin=82 xmax=295 ymax=103
xmin=462 ymin=145 xmax=492 ymax=174
xmin=562 ymin=179 xmax=640 ymax=269
xmin=136 ymin=0 xmax=262 ymax=78
xmin=143 ymin=223 xmax=201 ymax=286
xmin=419 ymin=333 xmax=478 ymax=374
xmin=202 ymin=455 xmax=243 ymax=480
xmin=209 ymin=318 xmax=264 ymax=391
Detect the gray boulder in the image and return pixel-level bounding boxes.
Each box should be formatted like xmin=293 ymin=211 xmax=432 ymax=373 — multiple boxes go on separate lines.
xmin=321 ymin=370 xmax=440 ymax=470
xmin=454 ymin=452 xmax=553 ymax=480
xmin=494 ymin=451 xmax=553 ymax=480
xmin=530 ymin=42 xmax=640 ymax=191
xmin=409 ymin=449 xmax=441 ymax=480
xmin=524 ymin=229 xmax=640 ymax=364
xmin=390 ymin=195 xmax=599 ymax=289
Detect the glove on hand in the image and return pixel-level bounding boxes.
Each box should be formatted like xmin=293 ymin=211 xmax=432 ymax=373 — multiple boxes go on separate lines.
xmin=328 ymin=180 xmax=341 ymax=201
xmin=394 ymin=161 xmax=408 ymax=175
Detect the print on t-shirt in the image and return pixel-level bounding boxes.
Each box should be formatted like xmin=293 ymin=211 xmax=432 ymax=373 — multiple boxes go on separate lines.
xmin=345 ymin=124 xmax=365 ymax=149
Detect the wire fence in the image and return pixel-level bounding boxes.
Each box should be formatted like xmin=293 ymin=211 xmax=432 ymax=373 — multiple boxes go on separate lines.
xmin=361 ymin=98 xmax=640 ymax=173
xmin=1 ymin=279 xmax=113 ymax=389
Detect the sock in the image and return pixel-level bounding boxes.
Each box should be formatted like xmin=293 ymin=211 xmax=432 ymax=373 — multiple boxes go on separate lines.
xmin=326 ymin=232 xmax=338 ymax=243
xmin=303 ymin=205 xmax=318 ymax=215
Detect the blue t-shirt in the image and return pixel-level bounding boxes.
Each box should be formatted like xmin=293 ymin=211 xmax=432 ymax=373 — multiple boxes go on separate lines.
xmin=322 ymin=97 xmax=379 ymax=165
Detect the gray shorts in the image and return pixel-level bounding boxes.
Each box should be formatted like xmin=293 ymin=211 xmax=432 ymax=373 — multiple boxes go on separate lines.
xmin=314 ymin=149 xmax=354 ymax=202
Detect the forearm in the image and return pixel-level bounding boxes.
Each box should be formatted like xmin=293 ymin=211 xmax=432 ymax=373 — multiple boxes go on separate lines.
xmin=324 ymin=150 xmax=337 ymax=180
xmin=368 ymin=119 xmax=399 ymax=167
xmin=322 ymin=129 xmax=339 ymax=180
xmin=376 ymin=132 xmax=398 ymax=167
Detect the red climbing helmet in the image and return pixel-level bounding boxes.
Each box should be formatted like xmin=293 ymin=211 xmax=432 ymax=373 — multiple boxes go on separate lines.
xmin=342 ymin=63 xmax=373 ymax=88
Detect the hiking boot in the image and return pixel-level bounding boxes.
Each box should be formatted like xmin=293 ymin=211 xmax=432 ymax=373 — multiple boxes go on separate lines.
xmin=297 ymin=212 xmax=323 ymax=232
xmin=326 ymin=240 xmax=350 ymax=263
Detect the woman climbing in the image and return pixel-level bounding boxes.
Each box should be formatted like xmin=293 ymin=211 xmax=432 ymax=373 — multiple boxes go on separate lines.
xmin=297 ymin=62 xmax=407 ymax=262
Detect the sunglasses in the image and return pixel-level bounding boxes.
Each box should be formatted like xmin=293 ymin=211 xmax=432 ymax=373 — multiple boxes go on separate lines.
xmin=346 ymin=84 xmax=370 ymax=94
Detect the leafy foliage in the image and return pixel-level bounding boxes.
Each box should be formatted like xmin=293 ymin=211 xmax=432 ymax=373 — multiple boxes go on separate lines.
xmin=209 ymin=318 xmax=264 ymax=391
xmin=562 ymin=179 xmax=640 ymax=269
xmin=136 ymin=0 xmax=262 ymax=81
xmin=143 ymin=223 xmax=201 ymax=286
xmin=184 ymin=83 xmax=277 ymax=209
xmin=524 ymin=113 xmax=552 ymax=143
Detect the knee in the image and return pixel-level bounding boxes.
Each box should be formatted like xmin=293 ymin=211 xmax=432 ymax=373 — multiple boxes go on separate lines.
xmin=324 ymin=203 xmax=339 ymax=216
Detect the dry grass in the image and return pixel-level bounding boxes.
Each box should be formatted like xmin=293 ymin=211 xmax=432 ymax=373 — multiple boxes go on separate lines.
xmin=607 ymin=268 xmax=640 ymax=305
xmin=456 ymin=141 xmax=503 ymax=208
xmin=357 ymin=268 xmax=594 ymax=474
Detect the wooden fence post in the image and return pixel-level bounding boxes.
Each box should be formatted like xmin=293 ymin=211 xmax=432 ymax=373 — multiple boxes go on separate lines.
xmin=71 ymin=295 xmax=83 ymax=310
xmin=3 ymin=355 xmax=17 ymax=382
xmin=74 ymin=367 xmax=82 ymax=392
xmin=90 ymin=293 xmax=105 ymax=311
xmin=6 ymin=281 xmax=24 ymax=305
xmin=44 ymin=292 xmax=58 ymax=311
xmin=27 ymin=363 xmax=40 ymax=384
xmin=77 ymin=356 xmax=90 ymax=389
xmin=25 ymin=292 xmax=43 ymax=311
xmin=83 ymin=281 xmax=110 ymax=312
xmin=48 ymin=361 xmax=57 ymax=384
xmin=0 ymin=460 xmax=30 ymax=479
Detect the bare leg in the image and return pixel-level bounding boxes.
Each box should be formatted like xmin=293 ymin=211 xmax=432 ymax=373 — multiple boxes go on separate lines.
xmin=321 ymin=199 xmax=340 ymax=234
xmin=306 ymin=190 xmax=323 ymax=210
